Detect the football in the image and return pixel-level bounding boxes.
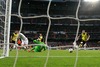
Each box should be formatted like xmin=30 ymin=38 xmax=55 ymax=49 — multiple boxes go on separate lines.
xmin=68 ymin=48 xmax=73 ymax=53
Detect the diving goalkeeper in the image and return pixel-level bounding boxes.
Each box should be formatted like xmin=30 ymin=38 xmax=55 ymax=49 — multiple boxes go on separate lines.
xmin=28 ymin=33 xmax=46 ymax=52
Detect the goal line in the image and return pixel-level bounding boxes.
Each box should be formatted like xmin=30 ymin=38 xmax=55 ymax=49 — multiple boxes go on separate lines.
xmin=8 ymin=56 xmax=100 ymax=58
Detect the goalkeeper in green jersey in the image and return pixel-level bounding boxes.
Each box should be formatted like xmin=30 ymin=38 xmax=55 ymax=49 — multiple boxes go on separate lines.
xmin=28 ymin=34 xmax=46 ymax=52
xmin=28 ymin=33 xmax=46 ymax=52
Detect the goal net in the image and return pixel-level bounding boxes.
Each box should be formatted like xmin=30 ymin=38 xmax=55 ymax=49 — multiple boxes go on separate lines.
xmin=1 ymin=0 xmax=100 ymax=67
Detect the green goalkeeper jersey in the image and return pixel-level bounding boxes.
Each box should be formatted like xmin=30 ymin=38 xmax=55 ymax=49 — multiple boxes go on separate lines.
xmin=31 ymin=40 xmax=46 ymax=52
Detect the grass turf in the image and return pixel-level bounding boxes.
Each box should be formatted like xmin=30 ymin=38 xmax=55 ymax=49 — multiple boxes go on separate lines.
xmin=0 ymin=49 xmax=100 ymax=67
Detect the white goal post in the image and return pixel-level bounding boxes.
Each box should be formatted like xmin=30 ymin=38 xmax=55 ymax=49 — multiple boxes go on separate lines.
xmin=0 ymin=0 xmax=12 ymax=58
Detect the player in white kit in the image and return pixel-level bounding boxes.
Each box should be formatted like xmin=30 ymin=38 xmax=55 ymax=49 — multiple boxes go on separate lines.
xmin=19 ymin=33 xmax=28 ymax=48
xmin=16 ymin=31 xmax=29 ymax=49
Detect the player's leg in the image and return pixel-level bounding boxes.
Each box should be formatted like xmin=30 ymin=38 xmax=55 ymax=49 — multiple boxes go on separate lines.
xmin=41 ymin=46 xmax=46 ymax=51
xmin=79 ymin=40 xmax=83 ymax=48
xmin=23 ymin=39 xmax=28 ymax=50
xmin=28 ymin=45 xmax=41 ymax=52
xmin=10 ymin=40 xmax=15 ymax=51
xmin=40 ymin=42 xmax=46 ymax=51
xmin=20 ymin=40 xmax=25 ymax=49
xmin=83 ymin=41 xmax=87 ymax=50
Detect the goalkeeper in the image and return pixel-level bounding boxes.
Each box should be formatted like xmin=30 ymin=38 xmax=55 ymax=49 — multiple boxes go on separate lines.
xmin=28 ymin=33 xmax=46 ymax=52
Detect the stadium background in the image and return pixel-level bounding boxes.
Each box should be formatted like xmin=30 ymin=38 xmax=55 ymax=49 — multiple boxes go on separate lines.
xmin=11 ymin=0 xmax=100 ymax=47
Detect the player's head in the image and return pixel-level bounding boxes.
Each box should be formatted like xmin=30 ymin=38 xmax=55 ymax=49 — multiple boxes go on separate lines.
xmin=15 ymin=30 xmax=19 ymax=34
xmin=82 ymin=30 xmax=85 ymax=33
xmin=39 ymin=33 xmax=42 ymax=36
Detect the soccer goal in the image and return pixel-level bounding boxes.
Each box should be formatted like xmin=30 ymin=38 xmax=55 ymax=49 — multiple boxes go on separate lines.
xmin=0 ymin=0 xmax=12 ymax=58
xmin=1 ymin=0 xmax=100 ymax=67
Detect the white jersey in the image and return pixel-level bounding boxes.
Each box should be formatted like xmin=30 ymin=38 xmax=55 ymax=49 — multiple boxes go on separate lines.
xmin=19 ymin=33 xmax=28 ymax=45
xmin=19 ymin=33 xmax=28 ymax=41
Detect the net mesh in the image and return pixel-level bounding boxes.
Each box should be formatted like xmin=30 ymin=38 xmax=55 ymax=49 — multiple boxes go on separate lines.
xmin=10 ymin=0 xmax=80 ymax=67
xmin=1 ymin=0 xmax=100 ymax=67
xmin=12 ymin=0 xmax=80 ymax=66
xmin=0 ymin=0 xmax=6 ymax=57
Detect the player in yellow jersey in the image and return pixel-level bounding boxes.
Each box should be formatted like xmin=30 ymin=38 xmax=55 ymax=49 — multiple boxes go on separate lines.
xmin=78 ymin=30 xmax=90 ymax=48
xmin=10 ymin=30 xmax=19 ymax=50
xmin=37 ymin=33 xmax=43 ymax=42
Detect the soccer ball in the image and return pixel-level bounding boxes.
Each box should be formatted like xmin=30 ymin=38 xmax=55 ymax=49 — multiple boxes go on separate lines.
xmin=68 ymin=48 xmax=73 ymax=53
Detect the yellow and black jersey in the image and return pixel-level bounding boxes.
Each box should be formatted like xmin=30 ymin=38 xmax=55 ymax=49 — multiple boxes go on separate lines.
xmin=81 ymin=32 xmax=89 ymax=41
xmin=37 ymin=35 xmax=43 ymax=42
xmin=11 ymin=33 xmax=18 ymax=42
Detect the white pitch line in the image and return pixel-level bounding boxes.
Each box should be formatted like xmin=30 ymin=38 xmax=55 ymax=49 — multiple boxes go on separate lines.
xmin=8 ymin=56 xmax=100 ymax=58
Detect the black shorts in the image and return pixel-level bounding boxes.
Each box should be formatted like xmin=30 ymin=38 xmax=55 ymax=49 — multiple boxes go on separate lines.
xmin=11 ymin=40 xmax=15 ymax=44
xmin=81 ymin=40 xmax=87 ymax=45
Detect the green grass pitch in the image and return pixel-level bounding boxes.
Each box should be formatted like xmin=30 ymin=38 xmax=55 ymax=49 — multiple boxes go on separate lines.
xmin=0 ymin=49 xmax=100 ymax=67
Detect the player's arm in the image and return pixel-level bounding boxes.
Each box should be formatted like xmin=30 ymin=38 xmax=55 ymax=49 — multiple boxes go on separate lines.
xmin=87 ymin=33 xmax=90 ymax=41
xmin=10 ymin=36 xmax=12 ymax=42
xmin=10 ymin=36 xmax=12 ymax=40
xmin=10 ymin=33 xmax=14 ymax=42
xmin=10 ymin=33 xmax=14 ymax=39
